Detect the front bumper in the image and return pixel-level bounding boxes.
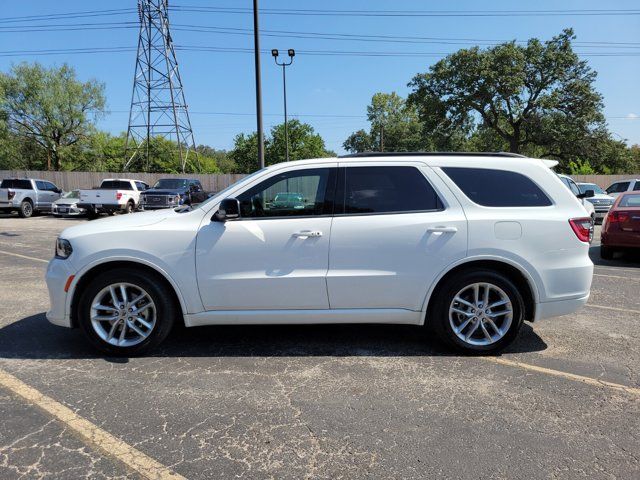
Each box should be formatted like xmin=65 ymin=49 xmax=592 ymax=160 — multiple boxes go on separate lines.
xmin=45 ymin=258 xmax=75 ymax=328
xmin=52 ymin=204 xmax=86 ymax=216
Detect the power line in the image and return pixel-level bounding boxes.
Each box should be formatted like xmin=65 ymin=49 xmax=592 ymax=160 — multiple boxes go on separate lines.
xmin=1 ymin=45 xmax=639 ymax=58
xmin=2 ymin=21 xmax=638 ymax=51
xmin=170 ymin=5 xmax=640 ymax=17
xmin=0 ymin=8 xmax=135 ymax=24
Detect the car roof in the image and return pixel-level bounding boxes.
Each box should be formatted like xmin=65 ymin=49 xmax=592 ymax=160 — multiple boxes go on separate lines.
xmin=266 ymin=153 xmax=558 ymax=170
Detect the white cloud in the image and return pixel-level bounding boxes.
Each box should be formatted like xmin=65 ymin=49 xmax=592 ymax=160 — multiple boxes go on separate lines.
xmin=626 ymin=113 xmax=639 ymax=119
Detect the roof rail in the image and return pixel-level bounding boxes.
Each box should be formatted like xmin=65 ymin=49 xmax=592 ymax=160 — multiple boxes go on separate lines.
xmin=338 ymin=151 xmax=527 ymax=159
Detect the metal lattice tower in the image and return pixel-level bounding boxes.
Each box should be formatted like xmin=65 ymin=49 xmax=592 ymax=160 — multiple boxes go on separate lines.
xmin=124 ymin=0 xmax=197 ymax=172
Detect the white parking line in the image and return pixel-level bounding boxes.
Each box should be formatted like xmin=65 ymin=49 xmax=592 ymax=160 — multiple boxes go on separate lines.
xmin=0 ymin=249 xmax=48 ymax=263
xmin=586 ymin=303 xmax=640 ymax=314
xmin=0 ymin=368 xmax=186 ymax=480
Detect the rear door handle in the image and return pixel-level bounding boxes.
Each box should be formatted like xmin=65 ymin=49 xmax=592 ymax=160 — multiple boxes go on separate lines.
xmin=292 ymin=230 xmax=323 ymax=238
xmin=427 ymin=226 xmax=458 ymax=233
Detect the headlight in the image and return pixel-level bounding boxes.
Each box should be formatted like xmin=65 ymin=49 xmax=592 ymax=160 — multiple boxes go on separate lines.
xmin=55 ymin=238 xmax=73 ymax=259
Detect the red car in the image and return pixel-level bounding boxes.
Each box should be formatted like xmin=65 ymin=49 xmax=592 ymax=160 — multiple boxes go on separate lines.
xmin=601 ymin=192 xmax=640 ymax=259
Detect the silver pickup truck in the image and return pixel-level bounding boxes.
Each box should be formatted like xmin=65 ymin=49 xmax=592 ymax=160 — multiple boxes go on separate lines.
xmin=0 ymin=178 xmax=63 ymax=218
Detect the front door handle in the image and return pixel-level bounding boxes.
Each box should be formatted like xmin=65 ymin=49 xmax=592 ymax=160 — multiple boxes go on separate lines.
xmin=427 ymin=226 xmax=458 ymax=233
xmin=292 ymin=230 xmax=323 ymax=238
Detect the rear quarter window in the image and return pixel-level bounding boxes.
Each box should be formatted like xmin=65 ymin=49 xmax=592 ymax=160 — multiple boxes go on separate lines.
xmin=1 ymin=179 xmax=32 ymax=189
xmin=441 ymin=167 xmax=552 ymax=207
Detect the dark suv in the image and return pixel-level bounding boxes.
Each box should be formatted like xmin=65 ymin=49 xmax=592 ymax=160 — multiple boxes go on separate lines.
xmin=139 ymin=178 xmax=207 ymax=210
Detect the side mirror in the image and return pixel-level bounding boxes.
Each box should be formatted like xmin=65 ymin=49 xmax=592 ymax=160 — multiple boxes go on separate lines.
xmin=213 ymin=198 xmax=241 ymax=222
xmin=54 ymin=188 xmax=62 ymax=194
xmin=577 ymin=189 xmax=595 ymax=199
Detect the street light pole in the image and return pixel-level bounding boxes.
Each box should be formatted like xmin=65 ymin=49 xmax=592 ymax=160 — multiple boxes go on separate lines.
xmin=252 ymin=0 xmax=265 ymax=169
xmin=272 ymin=49 xmax=295 ymax=162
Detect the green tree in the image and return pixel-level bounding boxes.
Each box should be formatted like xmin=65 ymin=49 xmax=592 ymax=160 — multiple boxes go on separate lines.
xmin=230 ymin=120 xmax=334 ymax=173
xmin=408 ymin=29 xmax=607 ymax=160
xmin=344 ymin=92 xmax=467 ymax=153
xmin=0 ymin=62 xmax=106 ymax=170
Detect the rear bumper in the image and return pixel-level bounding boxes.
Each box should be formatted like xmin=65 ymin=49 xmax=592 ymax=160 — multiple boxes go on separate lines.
xmin=534 ymin=294 xmax=590 ymax=321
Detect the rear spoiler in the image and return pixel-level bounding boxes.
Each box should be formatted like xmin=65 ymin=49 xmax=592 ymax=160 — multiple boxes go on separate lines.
xmin=541 ymin=159 xmax=559 ymax=168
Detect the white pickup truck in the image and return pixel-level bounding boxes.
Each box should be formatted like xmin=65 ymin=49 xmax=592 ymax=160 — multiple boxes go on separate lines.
xmin=78 ymin=179 xmax=149 ymax=218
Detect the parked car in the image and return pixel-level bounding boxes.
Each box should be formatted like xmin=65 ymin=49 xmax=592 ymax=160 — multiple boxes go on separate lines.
xmin=78 ymin=179 xmax=149 ymax=218
xmin=0 ymin=178 xmax=62 ymax=218
xmin=600 ymin=192 xmax=640 ymax=259
xmin=577 ymin=182 xmax=615 ymax=224
xmin=52 ymin=190 xmax=86 ymax=217
xmin=270 ymin=192 xmax=306 ymax=211
xmin=605 ymin=179 xmax=640 ymax=198
xmin=139 ymin=178 xmax=207 ymax=210
xmin=557 ymin=174 xmax=595 ymax=222
xmin=46 ymin=153 xmax=594 ymax=356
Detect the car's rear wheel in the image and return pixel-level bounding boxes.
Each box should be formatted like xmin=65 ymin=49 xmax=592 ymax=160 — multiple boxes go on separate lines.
xmin=124 ymin=201 xmax=135 ymax=214
xmin=600 ymin=246 xmax=615 ymax=260
xmin=77 ymin=268 xmax=177 ymax=356
xmin=18 ymin=200 xmax=33 ymax=218
xmin=430 ymin=270 xmax=524 ymax=354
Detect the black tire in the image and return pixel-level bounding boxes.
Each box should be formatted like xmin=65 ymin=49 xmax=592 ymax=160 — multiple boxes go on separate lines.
xmin=86 ymin=207 xmax=99 ymax=220
xmin=124 ymin=201 xmax=135 ymax=214
xmin=600 ymin=246 xmax=615 ymax=260
xmin=77 ymin=268 xmax=178 ymax=356
xmin=429 ymin=269 xmax=524 ymax=354
xmin=18 ymin=200 xmax=34 ymax=218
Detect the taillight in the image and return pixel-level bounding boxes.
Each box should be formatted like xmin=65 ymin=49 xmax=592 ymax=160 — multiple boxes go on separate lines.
xmin=607 ymin=211 xmax=629 ymax=224
xmin=116 ymin=192 xmax=122 ymax=200
xmin=7 ymin=190 xmax=15 ymax=200
xmin=569 ymin=217 xmax=593 ymax=243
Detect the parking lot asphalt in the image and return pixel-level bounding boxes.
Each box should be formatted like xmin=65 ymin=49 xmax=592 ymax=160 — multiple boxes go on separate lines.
xmin=0 ymin=214 xmax=638 ymax=479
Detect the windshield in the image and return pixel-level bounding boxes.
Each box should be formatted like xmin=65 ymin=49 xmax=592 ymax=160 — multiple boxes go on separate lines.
xmin=578 ymin=183 xmax=605 ymax=195
xmin=619 ymin=193 xmax=640 ymax=207
xmin=193 ymin=169 xmax=266 ymax=211
xmin=63 ymin=190 xmax=80 ymax=199
xmin=153 ymin=179 xmax=188 ymax=189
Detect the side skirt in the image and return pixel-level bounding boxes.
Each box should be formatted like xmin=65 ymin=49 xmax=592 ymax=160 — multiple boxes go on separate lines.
xmin=184 ymin=308 xmax=422 ymax=327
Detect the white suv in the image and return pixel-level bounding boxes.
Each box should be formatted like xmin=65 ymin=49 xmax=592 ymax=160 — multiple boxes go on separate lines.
xmin=46 ymin=153 xmax=594 ymax=355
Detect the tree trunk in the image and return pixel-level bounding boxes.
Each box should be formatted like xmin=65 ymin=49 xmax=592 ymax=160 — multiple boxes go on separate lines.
xmin=509 ymin=126 xmax=521 ymax=154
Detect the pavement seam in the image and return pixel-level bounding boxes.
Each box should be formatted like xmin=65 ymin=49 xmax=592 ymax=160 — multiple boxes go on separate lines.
xmin=593 ymin=273 xmax=640 ymax=281
xmin=481 ymin=357 xmax=640 ymax=396
xmin=0 ymin=368 xmax=187 ymax=480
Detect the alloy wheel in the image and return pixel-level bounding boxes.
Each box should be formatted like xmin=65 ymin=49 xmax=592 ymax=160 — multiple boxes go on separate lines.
xmin=90 ymin=283 xmax=156 ymax=347
xmin=449 ymin=282 xmax=513 ymax=346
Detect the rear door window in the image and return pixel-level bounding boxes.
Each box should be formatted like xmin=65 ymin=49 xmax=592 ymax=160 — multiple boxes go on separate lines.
xmin=36 ymin=181 xmax=48 ymax=190
xmin=607 ymin=182 xmax=630 ymax=194
xmin=633 ymin=181 xmax=640 ymax=191
xmin=341 ymin=166 xmax=443 ymax=214
xmin=442 ymin=167 xmax=552 ymax=207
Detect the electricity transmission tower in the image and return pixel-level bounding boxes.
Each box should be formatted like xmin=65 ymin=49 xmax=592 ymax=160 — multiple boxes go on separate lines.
xmin=124 ymin=0 xmax=198 ymax=172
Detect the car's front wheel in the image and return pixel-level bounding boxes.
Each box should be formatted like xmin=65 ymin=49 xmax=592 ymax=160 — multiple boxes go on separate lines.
xmin=77 ymin=268 xmax=177 ymax=355
xmin=430 ymin=270 xmax=524 ymax=354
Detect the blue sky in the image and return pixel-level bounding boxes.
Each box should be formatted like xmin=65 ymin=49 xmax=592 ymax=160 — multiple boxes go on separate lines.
xmin=1 ymin=0 xmax=639 ymax=154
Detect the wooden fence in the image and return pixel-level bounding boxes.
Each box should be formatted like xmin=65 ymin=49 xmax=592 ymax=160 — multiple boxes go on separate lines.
xmin=0 ymin=170 xmax=247 ymax=193
xmin=0 ymin=170 xmax=638 ymax=192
